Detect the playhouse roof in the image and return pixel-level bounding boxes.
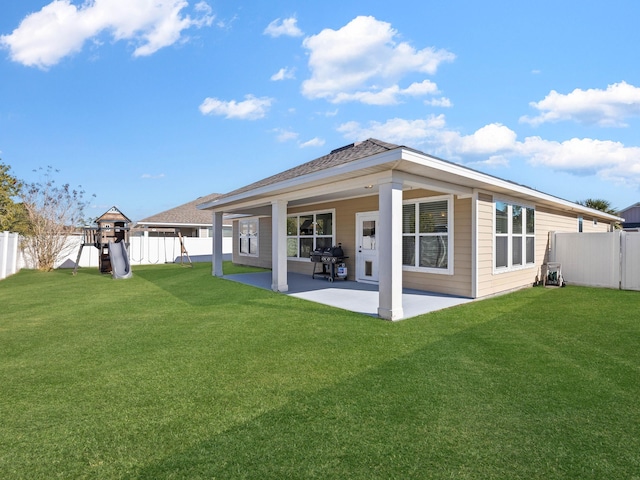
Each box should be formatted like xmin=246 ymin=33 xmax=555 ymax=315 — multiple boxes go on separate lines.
xmin=95 ymin=206 xmax=131 ymax=224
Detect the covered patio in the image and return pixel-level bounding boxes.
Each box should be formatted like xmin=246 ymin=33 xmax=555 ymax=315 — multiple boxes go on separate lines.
xmin=224 ymin=271 xmax=473 ymax=319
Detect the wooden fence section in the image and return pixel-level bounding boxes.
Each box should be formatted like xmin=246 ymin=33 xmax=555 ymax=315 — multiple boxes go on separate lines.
xmin=0 ymin=231 xmax=20 ymax=280
xmin=551 ymin=231 xmax=640 ymax=291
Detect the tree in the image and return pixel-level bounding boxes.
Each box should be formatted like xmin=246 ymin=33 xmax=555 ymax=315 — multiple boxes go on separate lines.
xmin=576 ymin=198 xmax=618 ymax=215
xmin=20 ymin=166 xmax=94 ymax=271
xmin=0 ymin=162 xmax=28 ymax=233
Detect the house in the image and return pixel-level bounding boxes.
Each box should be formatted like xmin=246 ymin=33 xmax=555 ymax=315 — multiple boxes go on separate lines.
xmin=135 ymin=193 xmax=231 ymax=238
xmin=619 ymin=202 xmax=640 ymax=230
xmin=198 ymin=139 xmax=621 ymax=320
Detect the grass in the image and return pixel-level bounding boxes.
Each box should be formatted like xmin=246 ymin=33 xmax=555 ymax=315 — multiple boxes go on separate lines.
xmin=1 ymin=262 xmax=639 ymax=479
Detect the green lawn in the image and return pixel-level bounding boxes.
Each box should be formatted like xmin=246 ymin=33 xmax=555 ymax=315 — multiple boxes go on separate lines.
xmin=1 ymin=263 xmax=639 ymax=479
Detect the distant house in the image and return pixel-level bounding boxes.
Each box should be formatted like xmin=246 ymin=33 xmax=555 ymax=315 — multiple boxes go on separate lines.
xmin=619 ymin=202 xmax=640 ymax=230
xmin=198 ymin=139 xmax=622 ymax=320
xmin=135 ymin=193 xmax=231 ymax=238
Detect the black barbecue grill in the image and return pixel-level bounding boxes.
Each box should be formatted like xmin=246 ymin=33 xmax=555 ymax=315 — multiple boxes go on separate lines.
xmin=311 ymin=245 xmax=348 ymax=282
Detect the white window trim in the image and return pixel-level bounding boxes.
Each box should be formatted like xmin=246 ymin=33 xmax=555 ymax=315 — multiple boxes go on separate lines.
xmin=493 ymin=197 xmax=536 ymax=274
xmin=238 ymin=217 xmax=259 ymax=257
xmin=402 ymin=195 xmax=454 ymax=275
xmin=287 ymin=208 xmax=336 ymax=262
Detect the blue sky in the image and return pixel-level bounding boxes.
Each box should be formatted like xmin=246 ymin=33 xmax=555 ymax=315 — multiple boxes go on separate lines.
xmin=1 ymin=0 xmax=640 ymax=221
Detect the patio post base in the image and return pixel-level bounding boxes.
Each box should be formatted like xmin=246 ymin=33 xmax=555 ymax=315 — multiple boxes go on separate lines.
xmin=378 ymin=307 xmax=404 ymax=321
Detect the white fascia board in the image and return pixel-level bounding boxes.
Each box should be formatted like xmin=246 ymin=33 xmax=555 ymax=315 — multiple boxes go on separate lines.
xmin=402 ymin=150 xmax=624 ymax=222
xmin=135 ymin=221 xmax=231 ymax=227
xmin=198 ymin=149 xmax=404 ymax=211
xmin=204 ymin=172 xmax=389 ymax=215
xmin=392 ymin=171 xmax=473 ymax=196
xmin=198 ymin=145 xmax=623 ymax=222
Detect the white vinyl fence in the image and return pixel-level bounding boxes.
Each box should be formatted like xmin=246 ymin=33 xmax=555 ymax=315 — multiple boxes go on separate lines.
xmin=550 ymin=230 xmax=640 ymax=291
xmin=0 ymin=231 xmax=21 ymax=280
xmin=66 ymin=234 xmax=232 ymax=268
xmin=0 ymin=233 xmax=232 ymax=278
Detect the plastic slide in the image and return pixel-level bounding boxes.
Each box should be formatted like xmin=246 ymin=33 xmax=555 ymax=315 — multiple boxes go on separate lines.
xmin=108 ymin=241 xmax=132 ymax=279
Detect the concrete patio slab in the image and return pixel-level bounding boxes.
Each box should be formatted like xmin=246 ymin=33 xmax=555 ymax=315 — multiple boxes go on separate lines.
xmin=224 ymin=271 xmax=473 ymax=320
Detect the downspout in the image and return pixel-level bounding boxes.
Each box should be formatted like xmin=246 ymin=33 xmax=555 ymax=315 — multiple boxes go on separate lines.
xmin=471 ymin=189 xmax=478 ymax=299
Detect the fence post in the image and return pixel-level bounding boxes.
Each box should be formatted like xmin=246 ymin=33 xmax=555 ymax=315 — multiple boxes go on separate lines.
xmin=1 ymin=231 xmax=20 ymax=280
xmin=619 ymin=230 xmax=625 ymax=290
xmin=548 ymin=231 xmax=556 ymax=263
xmin=10 ymin=232 xmax=19 ymax=277
xmin=1 ymin=231 xmax=8 ymax=279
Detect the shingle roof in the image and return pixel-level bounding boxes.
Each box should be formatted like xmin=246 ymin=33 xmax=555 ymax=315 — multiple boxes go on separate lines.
xmin=217 ymin=138 xmax=402 ymax=200
xmin=96 ymin=206 xmax=132 ymax=224
xmin=136 ymin=192 xmax=222 ymax=226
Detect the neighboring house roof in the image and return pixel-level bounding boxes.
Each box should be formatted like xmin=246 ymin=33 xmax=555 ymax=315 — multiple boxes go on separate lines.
xmin=619 ymin=202 xmax=639 ymax=228
xmin=136 ymin=193 xmax=225 ymax=228
xmin=198 ymin=138 xmax=623 ymax=223
xmin=619 ymin=202 xmax=640 ymax=214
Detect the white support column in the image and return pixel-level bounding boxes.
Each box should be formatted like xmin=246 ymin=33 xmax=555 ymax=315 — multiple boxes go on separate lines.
xmin=271 ymin=199 xmax=289 ymax=292
xmin=471 ymin=190 xmax=478 ymax=299
xmin=377 ymin=177 xmax=404 ymax=320
xmin=212 ymin=211 xmax=224 ymax=277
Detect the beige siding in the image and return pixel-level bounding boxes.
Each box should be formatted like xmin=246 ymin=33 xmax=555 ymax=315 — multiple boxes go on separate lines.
xmin=230 ymin=191 xmax=472 ymax=296
xmin=230 ymin=190 xmax=610 ymax=299
xmin=476 ymin=200 xmax=610 ymax=298
xmin=232 ymin=217 xmax=272 ymax=269
xmin=287 ymin=195 xmax=378 ymax=277
xmin=582 ymin=217 xmax=611 ymax=233
xmin=402 ymin=195 xmax=472 ymax=297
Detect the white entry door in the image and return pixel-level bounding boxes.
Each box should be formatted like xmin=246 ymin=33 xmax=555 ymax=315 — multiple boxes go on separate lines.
xmin=356 ymin=212 xmax=379 ymax=283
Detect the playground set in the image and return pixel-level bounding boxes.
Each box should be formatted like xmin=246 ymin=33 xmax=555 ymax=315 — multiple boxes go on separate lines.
xmin=73 ymin=206 xmax=133 ymax=279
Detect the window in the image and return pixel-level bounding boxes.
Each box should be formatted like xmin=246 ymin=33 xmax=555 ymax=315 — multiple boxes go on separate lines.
xmin=239 ymin=219 xmax=258 ymax=256
xmin=402 ymin=197 xmax=451 ymax=273
xmin=287 ymin=210 xmax=334 ymax=259
xmin=495 ymin=201 xmax=535 ymax=271
xmin=578 ymin=216 xmax=583 ymax=232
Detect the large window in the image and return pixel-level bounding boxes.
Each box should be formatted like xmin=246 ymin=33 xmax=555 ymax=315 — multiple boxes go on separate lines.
xmin=287 ymin=210 xmax=334 ymax=259
xmin=239 ymin=218 xmax=258 ymax=256
xmin=402 ymin=197 xmax=452 ymax=273
xmin=495 ymin=200 xmax=535 ymax=270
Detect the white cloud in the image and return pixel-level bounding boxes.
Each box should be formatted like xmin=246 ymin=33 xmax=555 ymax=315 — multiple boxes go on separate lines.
xmin=301 ymin=16 xmax=454 ymax=104
xmin=337 ymin=115 xmax=447 ymax=145
xmin=520 ymin=81 xmax=640 ymax=127
xmin=447 ymin=123 xmax=519 ymax=155
xmin=273 ymin=128 xmax=298 ymax=142
xmin=337 ymin=114 xmax=640 ymax=188
xmin=425 ymin=97 xmax=452 ymax=108
xmin=141 ymin=173 xmax=166 ymax=179
xmin=518 ymin=136 xmax=640 ymax=175
xmin=264 ymin=17 xmax=303 ymax=38
xmin=0 ymin=0 xmax=215 ymax=69
xmin=271 ymin=67 xmax=296 ymax=81
xmin=331 ymin=80 xmax=440 ymax=106
xmin=199 ymin=94 xmax=273 ymax=120
xmin=299 ymin=137 xmax=325 ymax=148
